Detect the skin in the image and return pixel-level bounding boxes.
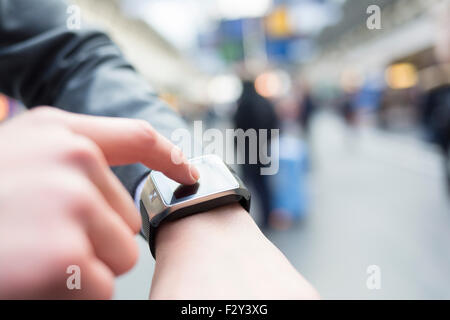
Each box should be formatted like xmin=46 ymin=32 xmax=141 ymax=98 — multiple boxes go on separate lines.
xmin=0 ymin=107 xmax=318 ymax=299
xmin=151 ymin=203 xmax=319 ymax=299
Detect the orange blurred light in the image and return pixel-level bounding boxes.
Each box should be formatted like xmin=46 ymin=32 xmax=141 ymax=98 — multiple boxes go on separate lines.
xmin=255 ymin=72 xmax=280 ymax=98
xmin=385 ymin=63 xmax=418 ymax=90
xmin=255 ymin=70 xmax=291 ymax=98
xmin=266 ymin=6 xmax=292 ymax=38
xmin=0 ymin=94 xmax=9 ymax=122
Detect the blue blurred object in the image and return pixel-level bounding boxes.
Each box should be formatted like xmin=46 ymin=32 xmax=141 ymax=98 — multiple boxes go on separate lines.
xmin=218 ymin=19 xmax=244 ymax=40
xmin=355 ymin=75 xmax=385 ymax=112
xmin=271 ymin=135 xmax=309 ymax=221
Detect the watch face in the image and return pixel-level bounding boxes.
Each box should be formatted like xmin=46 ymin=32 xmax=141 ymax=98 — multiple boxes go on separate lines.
xmin=150 ymin=155 xmax=239 ymax=206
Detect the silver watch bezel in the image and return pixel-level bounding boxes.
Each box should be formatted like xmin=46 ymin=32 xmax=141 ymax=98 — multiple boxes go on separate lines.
xmin=140 ymin=154 xmax=241 ymax=226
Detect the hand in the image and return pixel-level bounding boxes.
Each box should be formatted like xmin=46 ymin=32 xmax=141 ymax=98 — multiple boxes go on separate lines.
xmin=150 ymin=204 xmax=319 ymax=300
xmin=0 ymin=107 xmax=198 ymax=299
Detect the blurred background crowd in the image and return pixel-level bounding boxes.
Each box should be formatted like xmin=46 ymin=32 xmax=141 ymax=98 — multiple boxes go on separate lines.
xmin=1 ymin=0 xmax=449 ymax=299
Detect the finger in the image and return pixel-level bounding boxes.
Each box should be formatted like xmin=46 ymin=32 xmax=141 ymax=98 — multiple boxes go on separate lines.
xmin=71 ymin=115 xmax=200 ymax=185
xmin=67 ymin=136 xmax=142 ymax=233
xmin=60 ymin=255 xmax=115 ymax=300
xmin=41 ymin=257 xmax=114 ymax=300
xmin=35 ymin=107 xmax=199 ymax=185
xmin=84 ymin=192 xmax=139 ymax=276
xmin=71 ymin=258 xmax=115 ymax=300
xmin=11 ymin=226 xmax=114 ymax=300
xmin=71 ymin=174 xmax=139 ymax=275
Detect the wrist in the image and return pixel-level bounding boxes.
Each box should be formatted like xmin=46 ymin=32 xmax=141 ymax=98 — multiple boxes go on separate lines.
xmin=154 ymin=203 xmax=259 ymax=260
xmin=149 ymin=202 xmax=320 ymax=299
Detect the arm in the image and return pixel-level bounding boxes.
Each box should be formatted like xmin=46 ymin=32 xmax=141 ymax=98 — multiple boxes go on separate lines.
xmin=0 ymin=0 xmax=319 ymax=299
xmin=0 ymin=0 xmax=187 ymax=194
xmin=151 ymin=204 xmax=319 ymax=299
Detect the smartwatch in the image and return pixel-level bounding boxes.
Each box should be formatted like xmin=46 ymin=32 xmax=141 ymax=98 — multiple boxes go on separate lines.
xmin=139 ymin=154 xmax=251 ymax=258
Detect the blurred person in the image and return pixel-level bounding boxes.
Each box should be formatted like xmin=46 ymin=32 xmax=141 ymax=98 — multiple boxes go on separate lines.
xmin=0 ymin=0 xmax=319 ymax=299
xmin=276 ymin=92 xmax=301 ymax=132
xmin=421 ymin=83 xmax=450 ymax=191
xmin=234 ymin=80 xmax=279 ymax=229
xmin=294 ymin=79 xmax=317 ymax=137
xmin=338 ymin=82 xmax=367 ymax=151
xmin=338 ymin=69 xmax=365 ymax=133
xmin=270 ymin=94 xmax=309 ymax=230
xmin=340 ymin=92 xmax=358 ymax=128
xmin=420 ymin=2 xmax=450 ymax=193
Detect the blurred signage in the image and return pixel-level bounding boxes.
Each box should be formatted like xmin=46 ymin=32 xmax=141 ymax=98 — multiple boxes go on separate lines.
xmin=265 ymin=6 xmax=293 ymax=38
xmin=216 ymin=19 xmax=245 ymax=62
xmin=208 ymin=4 xmax=316 ymax=64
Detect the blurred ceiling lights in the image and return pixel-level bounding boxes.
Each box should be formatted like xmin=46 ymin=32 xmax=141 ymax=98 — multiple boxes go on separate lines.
xmin=255 ymin=69 xmax=291 ymax=98
xmin=217 ymin=0 xmax=273 ymax=19
xmin=385 ymin=63 xmax=418 ymax=90
xmin=207 ymin=74 xmax=243 ymax=105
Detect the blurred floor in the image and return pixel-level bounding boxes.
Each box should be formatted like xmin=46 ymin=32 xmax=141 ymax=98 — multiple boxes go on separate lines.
xmin=267 ymin=112 xmax=450 ymax=299
xmin=114 ymin=112 xmax=450 ymax=300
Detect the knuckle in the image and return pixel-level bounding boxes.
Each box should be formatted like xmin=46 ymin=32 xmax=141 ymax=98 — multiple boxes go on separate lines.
xmin=67 ymin=191 xmax=97 ymax=223
xmin=59 ymin=177 xmax=97 ymax=221
xmin=48 ymin=169 xmax=102 ymax=224
xmin=55 ymin=245 xmax=89 ymax=270
xmin=65 ymin=137 xmax=104 ymax=166
xmin=46 ymin=232 xmax=91 ymax=274
xmin=29 ymin=106 xmax=64 ymax=122
xmin=117 ymin=238 xmax=139 ymax=275
xmin=136 ymin=120 xmax=157 ymax=147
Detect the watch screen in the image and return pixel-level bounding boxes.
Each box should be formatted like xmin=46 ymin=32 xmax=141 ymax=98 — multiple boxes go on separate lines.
xmin=150 ymin=155 xmax=239 ymax=205
xmin=173 ymin=183 xmax=200 ymax=199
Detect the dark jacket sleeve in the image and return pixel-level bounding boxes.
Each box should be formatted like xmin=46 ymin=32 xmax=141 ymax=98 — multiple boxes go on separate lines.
xmin=0 ymin=0 xmax=188 ymax=195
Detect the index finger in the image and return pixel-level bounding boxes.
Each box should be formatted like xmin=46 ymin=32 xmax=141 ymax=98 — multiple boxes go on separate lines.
xmin=36 ymin=107 xmax=199 ymax=185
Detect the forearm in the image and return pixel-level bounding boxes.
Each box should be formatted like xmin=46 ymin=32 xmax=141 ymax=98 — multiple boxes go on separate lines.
xmin=149 ymin=203 xmax=320 ymax=300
